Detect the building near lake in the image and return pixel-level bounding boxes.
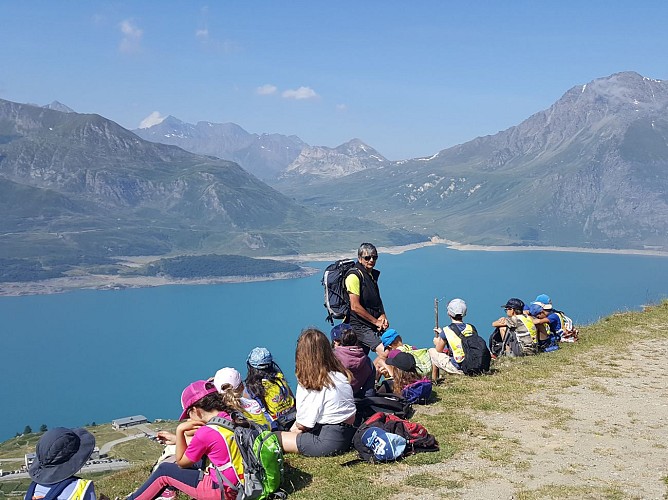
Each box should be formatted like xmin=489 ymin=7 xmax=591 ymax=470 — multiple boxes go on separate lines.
xmin=112 ymin=415 xmax=148 ymax=430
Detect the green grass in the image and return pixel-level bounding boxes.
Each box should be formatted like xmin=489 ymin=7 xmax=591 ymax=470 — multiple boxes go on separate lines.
xmin=5 ymin=302 xmax=668 ymax=499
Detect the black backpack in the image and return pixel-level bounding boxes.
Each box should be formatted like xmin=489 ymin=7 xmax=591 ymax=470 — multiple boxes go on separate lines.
xmin=322 ymin=259 xmax=360 ymax=324
xmin=450 ymin=323 xmax=491 ymax=375
xmin=354 ymin=394 xmax=413 ymax=424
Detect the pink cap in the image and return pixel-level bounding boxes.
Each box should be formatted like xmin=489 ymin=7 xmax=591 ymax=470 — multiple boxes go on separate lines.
xmin=180 ymin=380 xmax=218 ymax=420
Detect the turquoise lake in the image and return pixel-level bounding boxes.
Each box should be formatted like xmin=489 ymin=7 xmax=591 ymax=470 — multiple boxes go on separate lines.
xmin=2 ymin=245 xmax=668 ymax=440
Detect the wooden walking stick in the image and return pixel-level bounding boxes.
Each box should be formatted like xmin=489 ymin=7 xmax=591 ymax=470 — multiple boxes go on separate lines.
xmin=433 ymin=297 xmax=440 ymax=380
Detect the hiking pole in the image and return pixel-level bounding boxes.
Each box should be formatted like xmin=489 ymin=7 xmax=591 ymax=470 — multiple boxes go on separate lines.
xmin=433 ymin=297 xmax=440 ymax=381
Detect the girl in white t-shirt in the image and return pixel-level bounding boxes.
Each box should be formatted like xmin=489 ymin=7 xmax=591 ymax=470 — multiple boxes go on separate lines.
xmin=276 ymin=328 xmax=357 ymax=457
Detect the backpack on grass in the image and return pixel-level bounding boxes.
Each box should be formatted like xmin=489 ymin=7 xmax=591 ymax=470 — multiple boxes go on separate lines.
xmin=354 ymin=393 xmax=413 ymax=423
xmin=322 ymin=259 xmax=361 ymax=324
xmin=353 ymin=411 xmax=439 ymax=463
xmin=208 ymin=413 xmax=285 ymax=500
xmin=401 ymin=379 xmax=432 ymax=405
xmin=450 ymin=323 xmax=491 ymax=375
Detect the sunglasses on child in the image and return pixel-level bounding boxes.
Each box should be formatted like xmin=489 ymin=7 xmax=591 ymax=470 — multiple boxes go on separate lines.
xmin=362 ymin=255 xmax=378 ymax=261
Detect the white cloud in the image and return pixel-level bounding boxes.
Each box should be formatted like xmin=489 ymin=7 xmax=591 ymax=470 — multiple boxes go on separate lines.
xmin=282 ymin=86 xmax=319 ymax=100
xmin=336 ymin=103 xmax=348 ymax=111
xmin=256 ymin=84 xmax=278 ymax=96
xmin=138 ymin=111 xmax=166 ymax=129
xmin=195 ymin=28 xmax=209 ymax=40
xmin=119 ymin=19 xmax=143 ymax=53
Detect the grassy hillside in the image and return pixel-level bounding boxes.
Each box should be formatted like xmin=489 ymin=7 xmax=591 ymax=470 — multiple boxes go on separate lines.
xmin=3 ymin=302 xmax=668 ymax=498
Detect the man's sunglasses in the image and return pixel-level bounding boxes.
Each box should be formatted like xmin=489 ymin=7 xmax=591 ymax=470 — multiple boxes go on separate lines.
xmin=362 ymin=255 xmax=378 ymax=261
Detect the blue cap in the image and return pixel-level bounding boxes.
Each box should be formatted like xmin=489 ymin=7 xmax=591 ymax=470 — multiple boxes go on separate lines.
xmin=247 ymin=347 xmax=273 ymax=369
xmin=528 ymin=302 xmax=544 ymax=317
xmin=380 ymin=329 xmax=400 ymax=347
xmin=535 ymin=294 xmax=551 ymax=305
xmin=361 ymin=426 xmax=406 ymax=461
xmin=330 ymin=323 xmax=352 ymax=342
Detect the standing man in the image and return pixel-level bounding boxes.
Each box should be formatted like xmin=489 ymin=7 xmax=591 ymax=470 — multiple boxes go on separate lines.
xmin=345 ymin=243 xmax=389 ymax=367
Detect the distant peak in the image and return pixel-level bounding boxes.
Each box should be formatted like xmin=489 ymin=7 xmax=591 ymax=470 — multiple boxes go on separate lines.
xmin=43 ymin=101 xmax=75 ymax=113
xmin=138 ymin=112 xmax=169 ymax=129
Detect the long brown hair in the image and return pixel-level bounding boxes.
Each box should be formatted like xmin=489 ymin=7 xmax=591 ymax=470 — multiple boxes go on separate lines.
xmin=295 ymin=328 xmax=351 ymax=390
xmin=392 ymin=367 xmax=422 ymax=396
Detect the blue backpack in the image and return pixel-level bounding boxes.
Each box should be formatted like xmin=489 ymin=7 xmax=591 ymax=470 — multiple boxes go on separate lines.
xmin=401 ymin=379 xmax=432 ymax=404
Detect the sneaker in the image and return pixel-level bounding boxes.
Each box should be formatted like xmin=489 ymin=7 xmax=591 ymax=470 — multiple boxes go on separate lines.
xmin=157 ymin=488 xmax=177 ymax=500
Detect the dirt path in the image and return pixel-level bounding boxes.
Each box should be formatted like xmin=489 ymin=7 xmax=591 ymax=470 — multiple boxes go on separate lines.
xmin=385 ymin=338 xmax=668 ymax=499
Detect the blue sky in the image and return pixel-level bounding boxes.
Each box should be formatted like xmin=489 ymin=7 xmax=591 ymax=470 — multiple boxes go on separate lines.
xmin=1 ymin=1 xmax=667 ymax=160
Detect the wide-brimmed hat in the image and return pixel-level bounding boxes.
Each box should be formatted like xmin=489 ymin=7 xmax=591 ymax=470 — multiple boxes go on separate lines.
xmin=247 ymin=347 xmax=273 ymax=369
xmin=180 ymin=380 xmax=218 ymax=420
xmin=29 ymin=427 xmax=95 ymax=485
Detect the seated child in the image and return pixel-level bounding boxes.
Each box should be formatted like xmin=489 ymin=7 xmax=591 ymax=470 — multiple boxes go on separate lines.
xmin=213 ymin=367 xmax=271 ymax=429
xmin=384 ymin=350 xmax=432 ymax=404
xmin=490 ymin=298 xmax=537 ymax=356
xmin=380 ymin=328 xmax=433 ymax=378
xmin=429 ymin=298 xmax=479 ymax=376
xmin=528 ymin=302 xmax=559 ymax=352
xmin=331 ymin=323 xmax=376 ymax=398
xmin=245 ymin=347 xmax=296 ymax=431
xmin=26 ymin=427 xmax=96 ymax=500
xmin=126 ymin=380 xmax=243 ymax=500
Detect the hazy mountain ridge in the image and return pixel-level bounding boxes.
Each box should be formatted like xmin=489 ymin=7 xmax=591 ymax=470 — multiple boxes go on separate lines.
xmin=278 ymin=72 xmax=668 ymax=249
xmin=133 ymin=117 xmax=386 ymax=182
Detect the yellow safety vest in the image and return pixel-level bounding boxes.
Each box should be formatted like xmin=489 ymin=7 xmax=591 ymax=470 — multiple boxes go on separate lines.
xmin=517 ymin=314 xmax=538 ymax=342
xmin=442 ymin=323 xmax=475 ymax=363
xmin=31 ymin=479 xmax=93 ymax=500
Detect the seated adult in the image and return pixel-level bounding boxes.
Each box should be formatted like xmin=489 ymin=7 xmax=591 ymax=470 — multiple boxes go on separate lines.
xmin=331 ymin=323 xmax=376 ymax=398
xmin=26 ymin=427 xmax=96 ymax=500
xmin=276 ymin=328 xmax=356 ymax=457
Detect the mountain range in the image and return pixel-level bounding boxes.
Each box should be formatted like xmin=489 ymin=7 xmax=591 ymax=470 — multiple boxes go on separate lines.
xmin=1 ymin=71 xmax=666 ymax=284
xmin=276 ymin=71 xmax=668 ymax=249
xmin=0 ymin=99 xmax=423 ymax=281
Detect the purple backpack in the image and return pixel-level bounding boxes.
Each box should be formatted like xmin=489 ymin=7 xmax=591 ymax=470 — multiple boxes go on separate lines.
xmin=401 ymin=379 xmax=432 ymax=404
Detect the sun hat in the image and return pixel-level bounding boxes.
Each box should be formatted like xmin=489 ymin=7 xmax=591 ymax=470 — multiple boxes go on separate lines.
xmin=528 ymin=302 xmax=544 ymax=317
xmin=213 ymin=367 xmax=242 ymax=392
xmin=28 ymin=427 xmax=95 ymax=485
xmin=247 ymin=347 xmax=273 ymax=369
xmin=502 ymin=298 xmax=525 ymax=310
xmin=380 ymin=328 xmax=400 ymax=348
xmin=385 ymin=351 xmax=416 ymax=372
xmin=180 ymin=380 xmax=218 ymax=420
xmin=535 ymin=294 xmax=551 ymax=305
xmin=447 ymin=298 xmax=467 ymax=318
xmin=330 ymin=323 xmax=352 ymax=343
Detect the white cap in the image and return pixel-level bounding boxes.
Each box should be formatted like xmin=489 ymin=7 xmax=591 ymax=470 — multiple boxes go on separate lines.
xmin=447 ymin=298 xmax=467 ymax=318
xmin=213 ymin=367 xmax=242 ymax=392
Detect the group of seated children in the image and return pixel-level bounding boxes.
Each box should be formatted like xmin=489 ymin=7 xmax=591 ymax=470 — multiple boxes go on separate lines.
xmin=490 ymin=293 xmax=578 ymax=357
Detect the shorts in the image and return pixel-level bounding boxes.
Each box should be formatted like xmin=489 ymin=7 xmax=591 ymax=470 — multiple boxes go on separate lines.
xmin=351 ymin=323 xmax=382 ymax=352
xmin=428 ymin=348 xmax=464 ymax=375
xmin=296 ymin=423 xmax=356 ymax=457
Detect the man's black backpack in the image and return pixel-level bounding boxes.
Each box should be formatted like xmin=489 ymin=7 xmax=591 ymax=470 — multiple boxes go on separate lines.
xmin=450 ymin=323 xmax=491 ymax=375
xmin=322 ymin=259 xmax=360 ymax=324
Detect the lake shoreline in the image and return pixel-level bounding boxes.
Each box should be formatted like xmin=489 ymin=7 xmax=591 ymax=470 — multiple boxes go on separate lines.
xmin=2 ymin=238 xmax=667 ymax=297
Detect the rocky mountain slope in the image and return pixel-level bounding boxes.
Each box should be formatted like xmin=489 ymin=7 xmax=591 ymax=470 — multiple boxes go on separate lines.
xmin=0 ymin=99 xmax=424 ymax=280
xmin=278 ymin=72 xmax=668 ymax=250
xmin=133 ymin=117 xmax=386 ymax=182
